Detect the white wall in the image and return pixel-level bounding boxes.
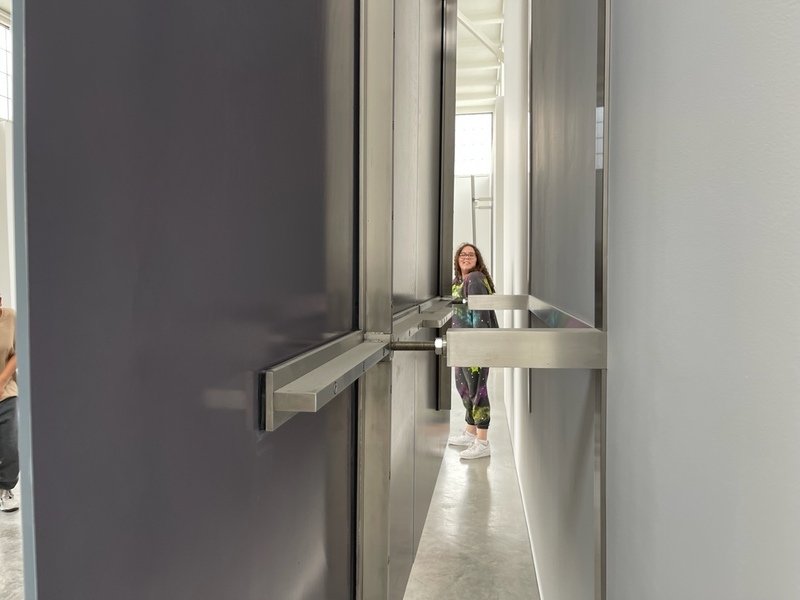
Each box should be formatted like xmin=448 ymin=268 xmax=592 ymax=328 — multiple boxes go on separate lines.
xmin=500 ymin=0 xmax=530 ymax=446
xmin=607 ymin=2 xmax=800 ymax=598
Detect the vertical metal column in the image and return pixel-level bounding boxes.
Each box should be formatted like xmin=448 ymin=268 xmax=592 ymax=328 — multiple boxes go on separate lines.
xmin=437 ymin=0 xmax=457 ymax=412
xmin=12 ymin=0 xmax=39 ymax=598
xmin=357 ymin=0 xmax=394 ymax=597
xmin=594 ymin=0 xmax=610 ymax=597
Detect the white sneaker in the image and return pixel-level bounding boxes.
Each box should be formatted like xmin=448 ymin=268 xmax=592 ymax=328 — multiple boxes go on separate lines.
xmin=448 ymin=430 xmax=476 ymax=447
xmin=459 ymin=440 xmax=491 ymax=460
xmin=0 ymin=489 xmax=19 ymax=513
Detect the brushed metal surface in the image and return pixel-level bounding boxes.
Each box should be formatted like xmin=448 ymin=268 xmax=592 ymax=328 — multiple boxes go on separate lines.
xmin=263 ymin=331 xmax=363 ymax=431
xmin=467 ymin=294 xmax=529 ymax=311
xmin=447 ymin=329 xmax=607 ymax=369
xmin=439 ymin=0 xmax=458 ymax=296
xmin=358 ymin=0 xmax=395 ymax=597
xmin=389 ymin=0 xmax=449 ymax=596
xmin=273 ymin=341 xmax=389 ymax=413
xmin=436 ymin=0 xmax=458 ymax=420
xmin=412 ymin=329 xmax=445 ymax=555
xmin=392 ymin=0 xmax=421 ymax=313
xmin=22 ymin=1 xmax=358 ymax=598
xmin=389 ymin=350 xmax=417 ymax=599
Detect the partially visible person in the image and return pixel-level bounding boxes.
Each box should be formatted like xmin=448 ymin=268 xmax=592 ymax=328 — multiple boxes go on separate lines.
xmin=447 ymin=243 xmax=498 ymax=460
xmin=0 ymin=292 xmax=18 ymax=512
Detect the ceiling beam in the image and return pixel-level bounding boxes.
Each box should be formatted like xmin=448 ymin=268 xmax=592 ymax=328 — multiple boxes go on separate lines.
xmin=457 ymin=10 xmax=504 ymax=63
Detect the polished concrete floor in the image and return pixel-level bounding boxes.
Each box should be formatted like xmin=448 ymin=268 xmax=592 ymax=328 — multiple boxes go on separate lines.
xmin=0 ymin=492 xmax=24 ymax=600
xmin=403 ymin=381 xmax=540 ymax=600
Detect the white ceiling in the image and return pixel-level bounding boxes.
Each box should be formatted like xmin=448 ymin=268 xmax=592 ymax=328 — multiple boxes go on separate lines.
xmin=0 ymin=1 xmax=9 ymax=16
xmin=456 ymin=0 xmax=504 ymax=115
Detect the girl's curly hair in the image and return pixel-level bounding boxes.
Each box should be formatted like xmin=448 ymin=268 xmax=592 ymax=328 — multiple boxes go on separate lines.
xmin=453 ymin=242 xmax=495 ymax=293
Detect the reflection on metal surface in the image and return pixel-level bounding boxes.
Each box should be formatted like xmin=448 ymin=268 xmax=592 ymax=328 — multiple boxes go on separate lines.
xmin=467 ymin=294 xmax=528 ymax=311
xmin=446 ymin=329 xmax=606 ymax=369
xmin=439 ymin=0 xmax=458 ymax=296
xmin=467 ymin=294 xmax=593 ymax=328
xmin=273 ymin=341 xmax=389 ymax=413
xmin=528 ymin=295 xmax=593 ymax=329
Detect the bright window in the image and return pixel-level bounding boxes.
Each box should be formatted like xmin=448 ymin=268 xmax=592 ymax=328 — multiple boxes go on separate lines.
xmin=455 ymin=113 xmax=492 ymax=176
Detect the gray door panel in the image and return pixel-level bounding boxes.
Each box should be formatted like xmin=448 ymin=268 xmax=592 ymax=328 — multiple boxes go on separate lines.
xmin=23 ymin=1 xmax=357 ymax=598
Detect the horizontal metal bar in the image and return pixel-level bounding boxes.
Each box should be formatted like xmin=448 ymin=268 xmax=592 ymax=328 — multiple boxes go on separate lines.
xmin=446 ymin=328 xmax=607 ymax=369
xmin=467 ymin=294 xmax=529 ymax=311
xmin=261 ymin=331 xmax=364 ymax=431
xmin=273 ymin=341 xmax=389 ymax=413
xmin=420 ymin=305 xmax=452 ymax=329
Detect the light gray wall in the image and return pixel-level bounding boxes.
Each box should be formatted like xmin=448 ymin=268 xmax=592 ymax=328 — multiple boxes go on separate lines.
xmin=607 ymin=1 xmax=800 ymax=598
xmin=22 ymin=1 xmax=358 ymax=598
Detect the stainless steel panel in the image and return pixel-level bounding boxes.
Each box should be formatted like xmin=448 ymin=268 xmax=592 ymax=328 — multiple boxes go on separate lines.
xmin=412 ymin=328 xmax=446 ymax=552
xmin=415 ymin=0 xmax=445 ymax=305
xmin=447 ymin=329 xmax=607 ymax=369
xmin=392 ymin=0 xmax=421 ymax=313
xmin=359 ymin=0 xmax=395 ymax=597
xmin=22 ymin=1 xmax=358 ymax=598
xmin=389 ymin=349 xmax=417 ymax=600
xmin=389 ymin=0 xmax=449 ymax=597
xmin=358 ymin=362 xmax=393 ymax=600
xmin=439 ymin=0 xmax=458 ymax=296
xmin=362 ymin=0 xmax=395 ymax=335
xmin=436 ymin=0 xmax=457 ymax=424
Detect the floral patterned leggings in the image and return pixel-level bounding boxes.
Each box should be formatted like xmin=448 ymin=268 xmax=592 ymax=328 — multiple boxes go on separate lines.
xmin=455 ymin=366 xmax=491 ymax=430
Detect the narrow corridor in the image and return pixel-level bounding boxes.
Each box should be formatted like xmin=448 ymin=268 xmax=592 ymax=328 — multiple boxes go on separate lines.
xmin=404 ymin=380 xmax=539 ymax=600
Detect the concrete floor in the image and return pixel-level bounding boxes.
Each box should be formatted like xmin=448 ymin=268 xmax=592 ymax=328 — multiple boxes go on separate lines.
xmin=404 ymin=381 xmax=540 ymax=600
xmin=0 ymin=493 xmax=24 ymax=600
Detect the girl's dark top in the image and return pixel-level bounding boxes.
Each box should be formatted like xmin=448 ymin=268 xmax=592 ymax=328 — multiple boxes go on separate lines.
xmin=451 ymin=271 xmax=499 ymax=329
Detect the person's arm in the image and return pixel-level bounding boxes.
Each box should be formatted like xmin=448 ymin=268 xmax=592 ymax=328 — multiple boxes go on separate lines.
xmin=0 ymin=354 xmax=16 ymax=390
